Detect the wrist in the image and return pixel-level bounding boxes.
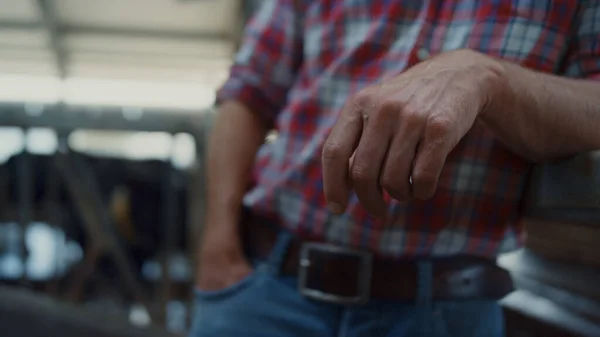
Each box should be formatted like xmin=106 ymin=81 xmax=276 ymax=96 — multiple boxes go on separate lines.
xmin=200 ymin=231 xmax=244 ymax=264
xmin=478 ymin=56 xmax=510 ymax=120
xmin=203 ymin=211 xmax=242 ymax=246
xmin=203 ymin=218 xmax=240 ymax=242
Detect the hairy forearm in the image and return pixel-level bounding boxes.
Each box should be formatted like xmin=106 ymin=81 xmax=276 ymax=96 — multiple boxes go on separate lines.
xmin=481 ymin=59 xmax=600 ymax=162
xmin=205 ymin=101 xmax=268 ymax=242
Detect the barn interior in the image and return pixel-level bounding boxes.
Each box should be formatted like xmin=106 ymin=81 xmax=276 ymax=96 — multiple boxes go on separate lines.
xmin=0 ymin=1 xmax=599 ymax=336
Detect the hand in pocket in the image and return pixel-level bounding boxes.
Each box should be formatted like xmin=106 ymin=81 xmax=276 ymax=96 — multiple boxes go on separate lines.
xmin=196 ymin=237 xmax=253 ymax=292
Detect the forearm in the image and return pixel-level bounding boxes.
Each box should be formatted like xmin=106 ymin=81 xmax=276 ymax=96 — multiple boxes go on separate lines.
xmin=482 ymin=59 xmax=600 ymax=162
xmin=205 ymin=101 xmax=268 ymax=243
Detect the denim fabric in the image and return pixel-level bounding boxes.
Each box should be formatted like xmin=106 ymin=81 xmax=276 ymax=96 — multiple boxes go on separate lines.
xmin=189 ymin=232 xmax=504 ymax=337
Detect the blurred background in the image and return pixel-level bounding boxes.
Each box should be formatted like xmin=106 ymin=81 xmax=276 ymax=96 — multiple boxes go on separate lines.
xmin=0 ymin=1 xmax=599 ymax=337
xmin=0 ymin=0 xmax=260 ymax=336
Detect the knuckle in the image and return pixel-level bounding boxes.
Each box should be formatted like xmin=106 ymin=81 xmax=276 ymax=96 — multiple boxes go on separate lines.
xmin=412 ymin=169 xmax=437 ymax=188
xmin=402 ymin=107 xmax=425 ymax=126
xmin=373 ymin=99 xmax=404 ymax=123
xmin=352 ymin=89 xmax=373 ymax=109
xmin=426 ymin=117 xmax=452 ymax=138
xmin=351 ymin=165 xmax=371 ymax=183
xmin=322 ymin=142 xmax=342 ymax=161
xmin=379 ymin=99 xmax=401 ymax=116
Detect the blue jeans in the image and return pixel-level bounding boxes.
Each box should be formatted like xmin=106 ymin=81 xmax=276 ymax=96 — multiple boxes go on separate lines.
xmin=189 ymin=232 xmax=504 ymax=337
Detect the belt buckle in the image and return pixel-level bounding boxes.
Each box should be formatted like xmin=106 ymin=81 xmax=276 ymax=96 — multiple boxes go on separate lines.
xmin=298 ymin=242 xmax=373 ymax=305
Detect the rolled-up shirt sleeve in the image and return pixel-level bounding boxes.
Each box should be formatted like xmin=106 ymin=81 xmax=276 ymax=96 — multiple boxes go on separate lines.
xmin=216 ymin=0 xmax=304 ymax=125
xmin=563 ymin=3 xmax=600 ymax=81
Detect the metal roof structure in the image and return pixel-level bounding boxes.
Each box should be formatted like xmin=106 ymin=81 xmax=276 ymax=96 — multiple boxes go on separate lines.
xmin=0 ymin=0 xmax=244 ymax=109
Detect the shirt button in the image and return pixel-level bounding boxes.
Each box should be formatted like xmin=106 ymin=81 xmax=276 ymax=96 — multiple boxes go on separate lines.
xmin=417 ymin=48 xmax=430 ymax=61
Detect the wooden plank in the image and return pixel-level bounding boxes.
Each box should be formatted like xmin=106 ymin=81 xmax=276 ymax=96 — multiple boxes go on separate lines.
xmin=525 ymin=220 xmax=600 ymax=267
xmin=527 ymin=236 xmax=600 ymax=268
xmin=525 ymin=208 xmax=600 ymax=225
xmin=525 ymin=220 xmax=600 ymax=245
xmin=525 ymin=152 xmax=600 ymax=211
xmin=54 ymin=154 xmax=106 ymax=241
xmin=55 ymin=153 xmax=155 ymax=318
xmin=65 ymin=246 xmax=102 ymax=302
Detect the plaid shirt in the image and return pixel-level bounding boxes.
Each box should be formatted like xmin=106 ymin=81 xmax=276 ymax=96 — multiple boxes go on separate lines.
xmin=217 ymin=0 xmax=600 ymax=258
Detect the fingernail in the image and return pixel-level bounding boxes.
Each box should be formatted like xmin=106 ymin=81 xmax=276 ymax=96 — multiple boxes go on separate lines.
xmin=328 ymin=202 xmax=343 ymax=214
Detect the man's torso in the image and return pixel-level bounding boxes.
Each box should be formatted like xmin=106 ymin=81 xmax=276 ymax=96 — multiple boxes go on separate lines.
xmin=240 ymin=0 xmax=581 ymax=257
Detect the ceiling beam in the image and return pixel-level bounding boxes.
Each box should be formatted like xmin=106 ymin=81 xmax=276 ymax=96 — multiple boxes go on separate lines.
xmin=0 ymin=19 xmax=228 ymax=43
xmin=0 ymin=102 xmax=207 ymax=134
xmin=0 ymin=21 xmax=226 ymax=42
xmin=59 ymin=25 xmax=226 ymax=42
xmin=36 ymin=0 xmax=68 ymax=78
xmin=0 ymin=21 xmax=42 ymax=30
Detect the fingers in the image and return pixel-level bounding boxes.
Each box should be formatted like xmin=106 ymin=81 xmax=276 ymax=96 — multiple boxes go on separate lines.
xmin=379 ymin=114 xmax=421 ymax=201
xmin=325 ymin=87 xmax=454 ymax=215
xmin=411 ymin=118 xmax=452 ymax=199
xmin=351 ymin=105 xmax=393 ymax=216
xmin=322 ymin=99 xmax=364 ymax=213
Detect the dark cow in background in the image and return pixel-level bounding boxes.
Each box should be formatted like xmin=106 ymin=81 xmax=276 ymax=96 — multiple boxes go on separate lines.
xmin=0 ymin=151 xmax=190 ymax=303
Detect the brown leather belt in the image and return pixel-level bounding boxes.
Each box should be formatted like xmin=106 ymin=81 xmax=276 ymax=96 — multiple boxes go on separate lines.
xmin=242 ymin=214 xmax=514 ymax=304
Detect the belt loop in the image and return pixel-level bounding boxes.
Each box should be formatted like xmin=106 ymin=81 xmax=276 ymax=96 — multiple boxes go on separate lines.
xmin=417 ymin=260 xmax=434 ymax=337
xmin=266 ymin=230 xmax=293 ymax=276
xmin=416 ymin=260 xmax=433 ymax=306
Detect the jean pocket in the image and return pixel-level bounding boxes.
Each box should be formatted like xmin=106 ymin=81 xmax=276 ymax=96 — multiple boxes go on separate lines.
xmin=433 ymin=301 xmax=504 ymax=337
xmin=194 ymin=270 xmax=260 ymax=302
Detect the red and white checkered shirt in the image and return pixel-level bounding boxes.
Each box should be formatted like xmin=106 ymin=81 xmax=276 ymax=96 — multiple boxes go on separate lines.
xmin=217 ymin=0 xmax=600 ymax=258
